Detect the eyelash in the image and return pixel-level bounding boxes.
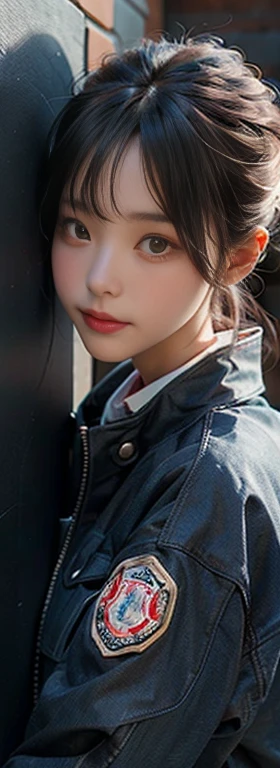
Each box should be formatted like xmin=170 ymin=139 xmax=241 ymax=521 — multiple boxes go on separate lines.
xmin=57 ymin=216 xmax=180 ymax=261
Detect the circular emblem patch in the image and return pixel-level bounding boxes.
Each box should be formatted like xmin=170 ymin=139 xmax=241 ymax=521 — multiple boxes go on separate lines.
xmin=91 ymin=555 xmax=177 ymax=656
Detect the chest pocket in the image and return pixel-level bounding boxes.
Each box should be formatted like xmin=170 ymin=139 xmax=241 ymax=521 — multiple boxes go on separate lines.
xmin=41 ymin=551 xmax=112 ymax=662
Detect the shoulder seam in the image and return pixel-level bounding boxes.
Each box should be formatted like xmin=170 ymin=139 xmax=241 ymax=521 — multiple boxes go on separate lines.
xmin=159 ymin=409 xmax=214 ymax=547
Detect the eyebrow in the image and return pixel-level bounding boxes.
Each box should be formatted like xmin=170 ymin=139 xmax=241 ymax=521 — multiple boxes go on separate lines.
xmin=126 ymin=212 xmax=170 ymax=223
xmin=61 ymin=198 xmax=170 ymax=223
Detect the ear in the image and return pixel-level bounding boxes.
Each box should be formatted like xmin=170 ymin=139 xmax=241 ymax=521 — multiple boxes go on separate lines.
xmin=225 ymin=227 xmax=269 ymax=286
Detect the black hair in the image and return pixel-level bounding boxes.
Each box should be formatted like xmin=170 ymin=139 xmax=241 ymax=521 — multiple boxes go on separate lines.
xmin=40 ymin=35 xmax=280 ymax=364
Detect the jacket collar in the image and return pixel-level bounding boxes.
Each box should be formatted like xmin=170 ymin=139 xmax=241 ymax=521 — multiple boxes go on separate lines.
xmin=78 ymin=327 xmax=264 ymax=436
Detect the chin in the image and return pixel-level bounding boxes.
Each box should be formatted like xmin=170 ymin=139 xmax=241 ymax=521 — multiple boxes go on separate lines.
xmin=83 ymin=342 xmax=129 ymax=364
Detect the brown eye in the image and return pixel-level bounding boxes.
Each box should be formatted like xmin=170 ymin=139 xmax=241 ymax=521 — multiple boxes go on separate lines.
xmin=61 ymin=218 xmax=90 ymax=240
xmin=140 ymin=236 xmax=170 ymax=256
xmin=70 ymin=221 xmax=90 ymax=240
xmin=149 ymin=237 xmax=168 ymax=254
xmin=75 ymin=221 xmax=89 ymax=240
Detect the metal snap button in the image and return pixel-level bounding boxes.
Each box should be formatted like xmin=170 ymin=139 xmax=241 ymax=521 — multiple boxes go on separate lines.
xmin=118 ymin=441 xmax=136 ymax=460
xmin=71 ymin=568 xmax=81 ymax=580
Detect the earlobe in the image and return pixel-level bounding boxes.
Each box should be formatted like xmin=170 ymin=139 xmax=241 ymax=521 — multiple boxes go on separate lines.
xmin=226 ymin=227 xmax=269 ymax=286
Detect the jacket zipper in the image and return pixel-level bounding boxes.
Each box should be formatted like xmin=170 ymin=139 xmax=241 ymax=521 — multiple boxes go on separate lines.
xmin=33 ymin=424 xmax=89 ymax=705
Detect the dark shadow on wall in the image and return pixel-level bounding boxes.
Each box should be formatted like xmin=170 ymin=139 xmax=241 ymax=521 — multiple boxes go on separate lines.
xmin=0 ymin=33 xmax=74 ymax=763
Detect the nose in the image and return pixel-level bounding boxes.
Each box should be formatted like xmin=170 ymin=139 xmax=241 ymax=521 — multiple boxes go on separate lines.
xmin=86 ymin=244 xmax=122 ymax=297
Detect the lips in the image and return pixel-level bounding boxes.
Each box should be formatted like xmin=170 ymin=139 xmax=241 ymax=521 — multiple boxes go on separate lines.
xmin=81 ymin=309 xmax=129 ymax=335
xmin=83 ymin=309 xmax=121 ymax=322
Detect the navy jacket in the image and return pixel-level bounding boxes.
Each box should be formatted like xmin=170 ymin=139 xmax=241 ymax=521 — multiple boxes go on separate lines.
xmin=5 ymin=327 xmax=280 ymax=767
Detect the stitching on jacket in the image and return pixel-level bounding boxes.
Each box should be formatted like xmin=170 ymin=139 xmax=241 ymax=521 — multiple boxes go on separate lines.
xmin=159 ymin=409 xmax=214 ymax=546
xmin=108 ymin=724 xmax=138 ymax=766
xmin=118 ymin=584 xmax=238 ymax=721
xmin=158 ymin=406 xmax=268 ymax=703
xmin=158 ymin=542 xmax=249 ymax=602
xmin=76 ymin=724 xmax=138 ymax=768
xmin=246 ymin=627 xmax=266 ymax=701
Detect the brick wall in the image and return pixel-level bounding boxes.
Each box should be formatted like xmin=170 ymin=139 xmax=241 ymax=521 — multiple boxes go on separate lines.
xmin=146 ymin=0 xmax=164 ymax=35
xmin=68 ymin=0 xmax=163 ymax=71
xmin=66 ymin=0 xmax=164 ymax=72
xmin=166 ymin=0 xmax=280 ymax=77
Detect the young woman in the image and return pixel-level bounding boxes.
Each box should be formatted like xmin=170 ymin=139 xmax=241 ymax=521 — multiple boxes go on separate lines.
xmin=5 ymin=35 xmax=280 ymax=767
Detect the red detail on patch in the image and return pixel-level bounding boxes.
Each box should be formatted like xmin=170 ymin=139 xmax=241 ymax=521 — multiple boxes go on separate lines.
xmin=103 ymin=570 xmax=122 ymax=602
xmin=101 ymin=572 xmax=161 ymax=640
xmin=149 ymin=592 xmax=161 ymax=622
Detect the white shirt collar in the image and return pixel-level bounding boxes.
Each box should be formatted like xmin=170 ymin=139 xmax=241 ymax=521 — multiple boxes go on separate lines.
xmin=125 ymin=329 xmax=234 ymax=413
xmin=101 ymin=329 xmax=234 ymax=424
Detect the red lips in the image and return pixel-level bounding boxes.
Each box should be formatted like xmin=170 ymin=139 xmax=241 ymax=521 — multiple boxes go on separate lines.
xmin=81 ymin=309 xmax=129 ymax=335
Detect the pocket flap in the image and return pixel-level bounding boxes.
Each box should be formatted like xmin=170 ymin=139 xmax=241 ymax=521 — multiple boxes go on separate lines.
xmin=64 ymin=551 xmax=112 ymax=587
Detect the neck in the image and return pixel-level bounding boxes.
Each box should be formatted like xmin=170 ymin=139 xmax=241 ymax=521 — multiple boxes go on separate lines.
xmin=133 ymin=313 xmax=215 ymax=385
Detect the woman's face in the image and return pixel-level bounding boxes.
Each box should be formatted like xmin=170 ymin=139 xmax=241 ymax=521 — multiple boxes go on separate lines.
xmin=52 ymin=140 xmax=214 ymax=383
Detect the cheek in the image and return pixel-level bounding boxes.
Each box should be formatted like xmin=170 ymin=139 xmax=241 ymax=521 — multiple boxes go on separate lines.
xmin=170 ymin=270 xmax=209 ymax=314
xmin=51 ymin=242 xmax=77 ymax=303
xmin=140 ymin=262 xmax=209 ymax=325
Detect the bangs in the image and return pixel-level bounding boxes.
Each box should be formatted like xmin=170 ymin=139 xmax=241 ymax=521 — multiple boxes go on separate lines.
xmin=64 ymin=119 xmax=141 ymax=222
xmin=41 ymin=86 xmax=141 ymax=236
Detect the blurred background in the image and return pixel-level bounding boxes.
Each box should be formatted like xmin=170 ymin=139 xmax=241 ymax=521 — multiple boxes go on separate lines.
xmin=165 ymin=0 xmax=280 ymax=79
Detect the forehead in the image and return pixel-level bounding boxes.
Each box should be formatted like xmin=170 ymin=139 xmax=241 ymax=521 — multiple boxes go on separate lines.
xmin=64 ymin=138 xmax=165 ymax=220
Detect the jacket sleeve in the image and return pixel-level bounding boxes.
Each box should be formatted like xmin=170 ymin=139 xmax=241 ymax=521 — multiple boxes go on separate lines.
xmin=4 ymin=547 xmax=246 ymax=768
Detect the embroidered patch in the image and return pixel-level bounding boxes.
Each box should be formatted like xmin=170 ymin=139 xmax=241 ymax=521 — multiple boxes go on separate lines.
xmin=91 ymin=555 xmax=177 ymax=657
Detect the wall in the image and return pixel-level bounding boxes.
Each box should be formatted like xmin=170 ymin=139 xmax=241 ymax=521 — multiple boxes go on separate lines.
xmin=68 ymin=0 xmax=148 ymax=70
xmin=166 ymin=0 xmax=280 ymax=77
xmin=0 ymin=0 xmax=84 ymax=759
xmin=146 ymin=0 xmax=164 ymax=35
xmin=0 ymin=0 xmax=164 ymax=758
xmin=68 ymin=0 xmax=164 ymax=69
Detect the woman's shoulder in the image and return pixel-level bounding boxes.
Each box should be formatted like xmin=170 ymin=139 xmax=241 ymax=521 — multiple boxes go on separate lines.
xmin=208 ymin=395 xmax=280 ymax=488
xmin=161 ymin=396 xmax=280 ymax=595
